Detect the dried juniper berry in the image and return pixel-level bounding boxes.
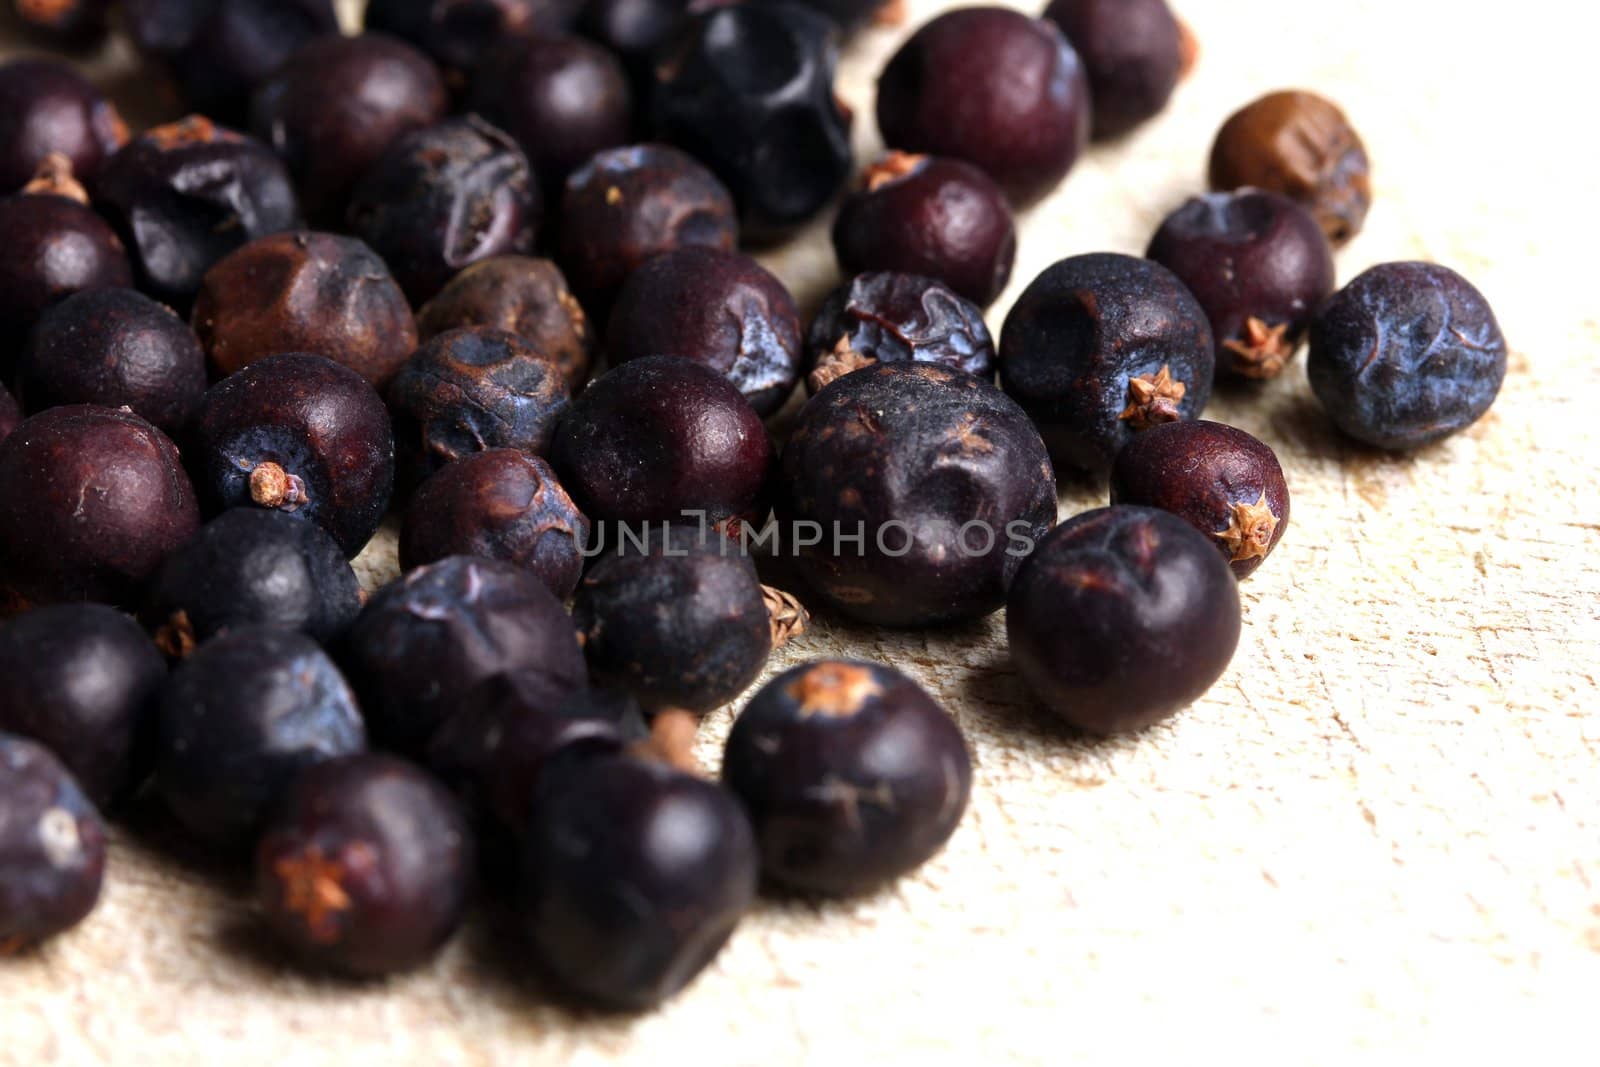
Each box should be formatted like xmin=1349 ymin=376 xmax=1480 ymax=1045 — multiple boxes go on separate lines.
xmin=606 ymin=248 xmax=802 ymax=416
xmin=652 ymin=3 xmax=852 ymax=239
xmin=1006 ymin=505 xmax=1241 ymax=734
xmin=257 ymin=753 xmax=473 ymax=976
xmin=0 ymin=734 xmax=106 ymax=954
xmin=519 ymin=752 xmax=758 ymax=1009
xmin=1146 ymin=190 xmax=1335 ymax=380
xmin=0 ymin=406 xmax=199 ymax=610
xmin=1209 ymin=90 xmax=1372 ymax=246
xmin=804 ymin=272 xmax=993 ymax=395
xmin=1110 ymin=421 xmax=1289 ymax=579
xmin=832 ymin=153 xmax=1016 ymax=307
xmin=876 ymin=8 xmax=1089 ymax=204
xmin=416 ymin=257 xmax=592 ymax=391
xmin=998 ymin=252 xmax=1214 ymax=473
xmin=366 ymin=0 xmax=583 ymax=82
xmin=343 ymin=557 xmax=587 ymax=755
xmin=18 ymin=288 xmax=207 ymax=435
xmin=724 ymin=660 xmax=971 ymax=895
xmin=386 ymin=327 xmax=572 ymax=496
xmin=348 ymin=117 xmax=540 ymax=305
xmin=156 ymin=627 xmax=366 ymax=846
xmin=0 ymin=605 xmax=166 ymax=808
xmin=144 ymin=509 xmax=363 ymax=656
xmin=779 ymin=0 xmax=888 ymax=32
xmin=778 ymin=362 xmax=1057 ymax=627
xmin=557 ymin=143 xmax=738 ymax=317
xmin=0 ymin=59 xmax=125 ymax=193
xmin=1042 ymin=0 xmax=1184 ymax=140
xmin=578 ymin=0 xmax=696 ymax=89
xmin=252 ymin=33 xmax=449 ymax=224
xmin=549 ymin=356 xmax=774 ymax=530
xmin=91 ymin=116 xmax=300 ymax=312
xmin=1308 ymin=262 xmax=1508 ymax=450
xmin=400 ymin=450 xmax=589 ymax=600
xmin=193 ymin=232 xmax=418 ymax=386
xmin=188 ymin=353 xmax=396 ymax=558
xmin=0 ymin=386 xmax=18 ymax=444
xmin=7 ymin=0 xmax=112 ymax=45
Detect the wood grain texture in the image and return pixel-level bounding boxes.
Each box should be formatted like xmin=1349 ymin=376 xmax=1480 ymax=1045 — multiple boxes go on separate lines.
xmin=3 ymin=1 xmax=1596 ymax=1063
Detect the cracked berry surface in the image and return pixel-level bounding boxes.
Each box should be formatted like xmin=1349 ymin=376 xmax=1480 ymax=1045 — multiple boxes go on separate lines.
xmin=804 ymin=272 xmax=994 ymax=395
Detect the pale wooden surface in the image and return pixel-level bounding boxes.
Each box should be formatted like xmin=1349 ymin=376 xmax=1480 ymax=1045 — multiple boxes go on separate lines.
xmin=3 ymin=1 xmax=1598 ymax=1064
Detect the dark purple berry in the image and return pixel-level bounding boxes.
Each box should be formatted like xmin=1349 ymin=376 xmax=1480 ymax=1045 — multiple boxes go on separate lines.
xmin=0 ymin=386 xmax=19 ymax=444
xmin=188 ymin=353 xmax=396 ymax=558
xmin=724 ymin=660 xmax=971 ymax=895
xmin=155 ymin=627 xmax=367 ymax=846
xmin=343 ymin=557 xmax=587 ymax=755
xmin=0 ymin=59 xmax=125 ymax=193
xmin=778 ymin=362 xmax=1056 ymax=627
xmin=0 ymin=406 xmax=199 ymax=610
xmin=549 ymin=356 xmax=774 ymax=530
xmin=400 ymin=450 xmax=589 ymax=600
xmin=519 ymin=753 xmax=757 ymax=1008
xmin=7 ymin=0 xmax=112 ymax=44
xmin=144 ymin=509 xmax=363 ymax=655
xmin=1146 ymin=190 xmax=1334 ymax=380
xmin=652 ymin=3 xmax=852 ymax=239
xmin=348 ymin=117 xmax=541 ymax=305
xmin=578 ymin=0 xmax=696 ymax=88
xmin=366 ymin=0 xmax=583 ymax=79
xmin=18 ymin=288 xmax=206 ymax=435
xmin=1042 ymin=0 xmax=1183 ymax=139
xmin=1308 ymin=262 xmax=1507 ymax=450
xmin=0 ymin=734 xmax=106 ymax=953
xmin=193 ymin=232 xmax=418 ymax=386
xmin=606 ymin=248 xmax=801 ymax=416
xmin=91 ymin=115 xmax=300 ymax=312
xmin=385 ymin=327 xmax=572 ymax=496
xmin=257 ymin=753 xmax=473 ymax=976
xmin=557 ymin=143 xmax=737 ymax=318
xmin=775 ymin=0 xmax=887 ymax=31
xmin=1110 ymin=421 xmax=1289 ymax=579
xmin=0 ymin=605 xmax=165 ymax=808
xmin=1006 ymin=505 xmax=1241 ymax=734
xmin=832 ymin=153 xmax=1016 ymax=307
xmin=876 ymin=8 xmax=1089 ymax=203
xmin=999 ymin=252 xmax=1214 ymax=473
xmin=121 ymin=0 xmax=215 ymax=53
xmin=805 ymin=272 xmax=993 ymax=395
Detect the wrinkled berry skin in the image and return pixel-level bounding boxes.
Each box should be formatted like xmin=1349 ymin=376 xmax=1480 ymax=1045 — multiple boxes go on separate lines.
xmin=833 ymin=153 xmax=1016 ymax=307
xmin=1042 ymin=0 xmax=1183 ymax=140
xmin=92 ymin=116 xmax=300 ymax=312
xmin=1146 ymin=190 xmax=1335 ymax=381
xmin=0 ymin=60 xmax=125 ymax=193
xmin=400 ymin=450 xmax=589 ymax=600
xmin=724 ymin=660 xmax=971 ymax=895
xmin=519 ymin=754 xmax=758 ymax=1009
xmin=805 ymin=272 xmax=993 ymax=394
xmin=575 ymin=526 xmax=771 ymax=713
xmin=343 ymin=557 xmax=588 ymax=755
xmin=7 ymin=0 xmax=112 ymax=45
xmin=607 ymin=248 xmax=801 ymax=416
xmin=0 ymin=605 xmax=166 ymax=809
xmin=1007 ymin=506 xmax=1241 ymax=734
xmin=549 ymin=356 xmax=774 ymax=529
xmin=0 ymin=406 xmax=199 ymax=610
xmin=876 ymin=9 xmax=1090 ymax=204
xmin=257 ymin=754 xmax=473 ymax=977
xmin=653 ymin=3 xmax=852 ymax=239
xmin=417 ymin=257 xmax=592 ymax=391
xmin=188 ymin=353 xmax=396 ymax=558
xmin=18 ymin=288 xmax=207 ymax=435
xmin=0 ymin=734 xmax=106 ymax=952
xmin=193 ymin=232 xmax=418 ymax=386
xmin=1110 ymin=421 xmax=1289 ymax=580
xmin=1308 ymin=262 xmax=1508 ymax=450
xmin=253 ymin=33 xmax=449 ymax=224
xmin=348 ymin=117 xmax=541 ymax=305
xmin=779 ymin=362 xmax=1057 ymax=627
xmin=367 ymin=0 xmax=583 ymax=79
xmin=144 ymin=509 xmax=363 ymax=654
xmin=999 ymin=253 xmax=1214 ymax=473
xmin=558 ymin=143 xmax=738 ymax=317
xmin=1209 ymin=91 xmax=1371 ymax=247
xmin=386 ymin=327 xmax=572 ymax=496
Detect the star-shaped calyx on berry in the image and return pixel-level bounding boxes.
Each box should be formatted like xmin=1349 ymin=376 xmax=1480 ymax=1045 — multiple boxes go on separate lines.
xmin=1222 ymin=317 xmax=1296 ymax=379
xmin=1214 ymin=492 xmax=1279 ymax=563
xmin=273 ymin=846 xmax=354 ymax=944
xmin=1119 ymin=365 xmax=1187 ymax=430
